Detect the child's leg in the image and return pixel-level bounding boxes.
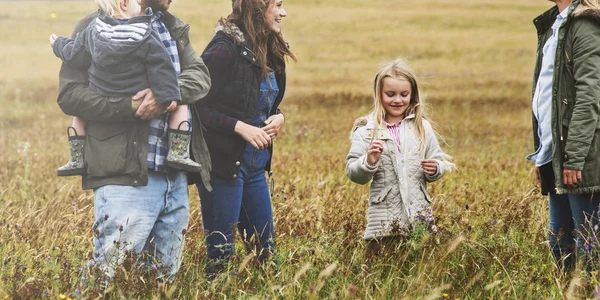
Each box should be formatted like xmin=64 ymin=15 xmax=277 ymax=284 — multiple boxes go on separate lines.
xmin=166 ymin=104 xmax=202 ymax=172
xmin=57 ymin=117 xmax=88 ymax=176
xmin=72 ymin=117 xmax=87 ymax=136
xmin=168 ymin=105 xmax=189 ymax=130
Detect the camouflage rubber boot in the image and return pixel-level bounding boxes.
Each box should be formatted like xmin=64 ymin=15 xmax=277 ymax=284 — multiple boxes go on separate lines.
xmin=166 ymin=121 xmax=203 ymax=172
xmin=57 ymin=126 xmax=86 ymax=176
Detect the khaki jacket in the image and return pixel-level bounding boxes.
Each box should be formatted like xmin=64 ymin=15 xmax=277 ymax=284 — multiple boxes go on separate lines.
xmin=532 ymin=1 xmax=600 ymax=194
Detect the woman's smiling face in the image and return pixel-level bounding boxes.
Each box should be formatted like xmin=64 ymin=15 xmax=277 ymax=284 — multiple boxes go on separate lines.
xmin=265 ymin=0 xmax=286 ymax=33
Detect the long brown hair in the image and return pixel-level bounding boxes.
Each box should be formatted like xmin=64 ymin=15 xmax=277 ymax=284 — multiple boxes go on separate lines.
xmin=228 ymin=0 xmax=296 ymax=75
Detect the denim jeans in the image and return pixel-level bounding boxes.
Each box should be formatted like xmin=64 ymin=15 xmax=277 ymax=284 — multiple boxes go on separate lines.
xmin=90 ymin=170 xmax=189 ymax=281
xmin=197 ymin=164 xmax=274 ymax=274
xmin=549 ymin=192 xmax=600 ymax=269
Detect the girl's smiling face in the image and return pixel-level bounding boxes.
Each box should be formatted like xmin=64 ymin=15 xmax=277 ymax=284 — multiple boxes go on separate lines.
xmin=381 ymin=76 xmax=412 ymax=123
xmin=265 ymin=0 xmax=286 ymax=33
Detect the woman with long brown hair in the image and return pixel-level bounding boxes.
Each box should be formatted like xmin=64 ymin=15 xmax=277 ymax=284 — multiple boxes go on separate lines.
xmin=189 ymin=0 xmax=295 ymax=275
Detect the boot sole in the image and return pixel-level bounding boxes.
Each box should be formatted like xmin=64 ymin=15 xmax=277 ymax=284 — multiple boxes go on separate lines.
xmin=57 ymin=168 xmax=86 ymax=177
xmin=165 ymin=161 xmax=202 ymax=173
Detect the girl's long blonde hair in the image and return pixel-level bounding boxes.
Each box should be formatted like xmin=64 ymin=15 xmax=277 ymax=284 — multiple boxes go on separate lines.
xmin=372 ymin=58 xmax=427 ymax=155
xmin=371 ymin=58 xmax=455 ymax=171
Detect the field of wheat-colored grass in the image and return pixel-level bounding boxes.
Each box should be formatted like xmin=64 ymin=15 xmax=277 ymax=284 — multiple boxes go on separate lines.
xmin=3 ymin=0 xmax=593 ymax=299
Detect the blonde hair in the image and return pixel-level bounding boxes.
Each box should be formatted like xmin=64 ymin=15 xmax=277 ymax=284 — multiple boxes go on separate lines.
xmin=371 ymin=58 xmax=455 ymax=170
xmin=372 ymin=58 xmax=426 ymax=154
xmin=575 ymin=0 xmax=600 ymax=15
xmin=94 ymin=0 xmax=127 ymax=18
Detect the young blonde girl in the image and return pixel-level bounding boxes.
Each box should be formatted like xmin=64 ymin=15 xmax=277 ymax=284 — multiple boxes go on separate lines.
xmin=49 ymin=0 xmax=201 ymax=176
xmin=346 ymin=58 xmax=453 ymax=254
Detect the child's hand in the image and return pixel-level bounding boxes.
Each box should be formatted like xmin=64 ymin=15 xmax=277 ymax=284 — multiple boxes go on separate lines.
xmin=367 ymin=140 xmax=384 ymax=166
xmin=166 ymin=101 xmax=177 ymax=112
xmin=49 ymin=34 xmax=57 ymax=47
xmin=421 ymin=159 xmax=438 ymax=175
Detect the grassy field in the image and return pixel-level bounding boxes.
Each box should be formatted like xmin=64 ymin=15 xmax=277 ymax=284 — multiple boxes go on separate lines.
xmin=1 ymin=0 xmax=590 ymax=298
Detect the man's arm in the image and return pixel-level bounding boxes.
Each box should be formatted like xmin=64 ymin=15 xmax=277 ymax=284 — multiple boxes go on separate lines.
xmin=56 ymin=12 xmax=138 ymax=122
xmin=177 ymin=32 xmax=211 ymax=105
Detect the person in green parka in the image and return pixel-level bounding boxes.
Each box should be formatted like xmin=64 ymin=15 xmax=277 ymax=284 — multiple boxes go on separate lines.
xmin=529 ymin=0 xmax=600 ymax=270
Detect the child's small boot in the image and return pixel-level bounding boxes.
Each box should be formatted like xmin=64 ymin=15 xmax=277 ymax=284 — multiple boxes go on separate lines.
xmin=166 ymin=121 xmax=203 ymax=172
xmin=57 ymin=126 xmax=86 ymax=176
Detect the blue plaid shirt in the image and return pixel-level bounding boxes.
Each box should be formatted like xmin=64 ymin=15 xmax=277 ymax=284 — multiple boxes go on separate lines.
xmin=147 ymin=12 xmax=190 ymax=172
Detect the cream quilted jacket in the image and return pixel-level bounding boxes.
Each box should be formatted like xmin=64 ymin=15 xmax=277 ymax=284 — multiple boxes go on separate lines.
xmin=346 ymin=114 xmax=448 ymax=240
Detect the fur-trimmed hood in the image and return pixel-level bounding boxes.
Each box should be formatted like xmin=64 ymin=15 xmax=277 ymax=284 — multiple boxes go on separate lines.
xmin=214 ymin=18 xmax=246 ymax=45
xmin=572 ymin=5 xmax=600 ymax=26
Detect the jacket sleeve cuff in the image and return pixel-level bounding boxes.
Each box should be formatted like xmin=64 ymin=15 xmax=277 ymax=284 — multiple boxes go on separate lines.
xmin=424 ymin=160 xmax=443 ymax=182
xmin=564 ymin=140 xmax=589 ymax=170
xmin=362 ymin=156 xmax=379 ymax=172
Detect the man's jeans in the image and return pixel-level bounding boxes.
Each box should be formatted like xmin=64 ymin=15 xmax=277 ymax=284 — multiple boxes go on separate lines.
xmin=549 ymin=192 xmax=600 ymax=269
xmin=91 ymin=170 xmax=189 ymax=281
xmin=197 ymin=164 xmax=274 ymax=274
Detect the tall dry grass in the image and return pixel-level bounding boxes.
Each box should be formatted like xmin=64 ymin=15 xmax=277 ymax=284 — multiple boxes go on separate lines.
xmin=2 ymin=0 xmax=593 ymax=299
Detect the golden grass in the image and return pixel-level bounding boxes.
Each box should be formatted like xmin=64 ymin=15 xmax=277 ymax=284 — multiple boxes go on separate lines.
xmin=2 ymin=0 xmax=589 ymax=299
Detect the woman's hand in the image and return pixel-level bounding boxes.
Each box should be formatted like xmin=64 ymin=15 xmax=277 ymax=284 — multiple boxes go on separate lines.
xmin=49 ymin=34 xmax=57 ymax=47
xmin=421 ymin=159 xmax=438 ymax=175
xmin=263 ymin=114 xmax=285 ymax=138
xmin=235 ymin=121 xmax=271 ymax=150
xmin=367 ymin=140 xmax=384 ymax=166
xmin=563 ymin=168 xmax=582 ymax=189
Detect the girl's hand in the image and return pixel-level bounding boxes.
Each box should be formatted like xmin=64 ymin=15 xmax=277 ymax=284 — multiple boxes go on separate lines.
xmin=263 ymin=114 xmax=285 ymax=138
xmin=235 ymin=121 xmax=271 ymax=150
xmin=49 ymin=34 xmax=57 ymax=47
xmin=421 ymin=159 xmax=438 ymax=175
xmin=367 ymin=140 xmax=384 ymax=166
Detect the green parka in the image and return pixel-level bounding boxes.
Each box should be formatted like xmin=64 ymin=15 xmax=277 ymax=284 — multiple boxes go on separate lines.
xmin=532 ymin=1 xmax=600 ymax=194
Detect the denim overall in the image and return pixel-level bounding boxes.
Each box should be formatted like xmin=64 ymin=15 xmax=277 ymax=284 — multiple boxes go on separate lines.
xmin=198 ymin=72 xmax=279 ymax=274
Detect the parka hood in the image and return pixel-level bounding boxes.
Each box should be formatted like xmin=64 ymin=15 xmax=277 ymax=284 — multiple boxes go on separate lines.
xmin=92 ymin=8 xmax=154 ymax=67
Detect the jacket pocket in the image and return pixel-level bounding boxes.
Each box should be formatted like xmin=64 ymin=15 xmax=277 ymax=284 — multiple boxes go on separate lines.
xmin=420 ymin=183 xmax=432 ymax=203
xmin=370 ymin=185 xmax=393 ymax=205
xmin=85 ymin=122 xmax=129 ymax=176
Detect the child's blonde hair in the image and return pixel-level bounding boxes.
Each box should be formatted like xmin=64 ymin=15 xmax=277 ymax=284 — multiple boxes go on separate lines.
xmin=372 ymin=58 xmax=455 ymax=171
xmin=372 ymin=58 xmax=426 ymax=154
xmin=94 ymin=0 xmax=127 ymax=18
